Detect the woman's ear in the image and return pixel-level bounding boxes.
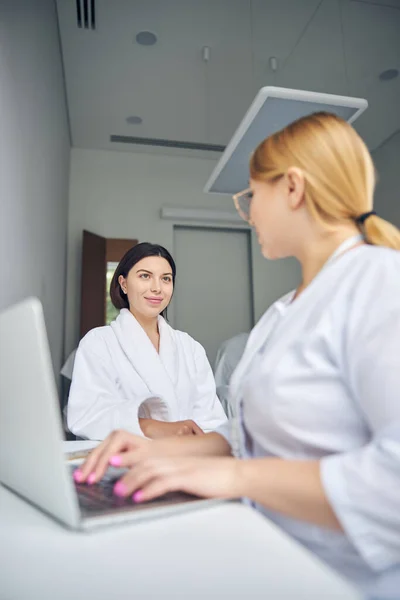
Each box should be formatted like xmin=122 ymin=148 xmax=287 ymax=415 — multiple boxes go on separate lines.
xmin=118 ymin=275 xmax=127 ymax=294
xmin=287 ymin=167 xmax=305 ymax=211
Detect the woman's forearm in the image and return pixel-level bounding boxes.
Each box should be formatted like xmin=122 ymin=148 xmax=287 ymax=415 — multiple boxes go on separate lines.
xmin=237 ymin=458 xmax=342 ymax=530
xmin=156 ymin=432 xmax=232 ymax=458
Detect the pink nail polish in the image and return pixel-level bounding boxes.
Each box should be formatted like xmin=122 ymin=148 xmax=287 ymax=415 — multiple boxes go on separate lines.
xmin=73 ymin=469 xmax=83 ymax=483
xmin=109 ymin=455 xmax=121 ymax=467
xmin=87 ymin=472 xmax=96 ymax=485
xmin=114 ymin=481 xmax=127 ymax=497
xmin=133 ymin=490 xmax=143 ymax=503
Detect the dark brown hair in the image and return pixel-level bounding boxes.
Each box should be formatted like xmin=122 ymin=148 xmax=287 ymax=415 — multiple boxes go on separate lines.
xmin=110 ymin=242 xmax=176 ymax=319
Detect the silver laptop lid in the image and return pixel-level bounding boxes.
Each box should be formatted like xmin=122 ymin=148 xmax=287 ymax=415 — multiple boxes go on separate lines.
xmin=0 ymin=297 xmax=80 ymax=528
xmin=204 ymin=86 xmax=368 ymax=195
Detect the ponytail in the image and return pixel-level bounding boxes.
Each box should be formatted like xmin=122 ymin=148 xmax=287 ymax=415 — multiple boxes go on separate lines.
xmin=361 ymin=215 xmax=400 ymax=250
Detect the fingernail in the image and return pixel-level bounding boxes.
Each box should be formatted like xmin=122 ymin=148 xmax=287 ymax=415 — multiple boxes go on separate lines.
xmin=114 ymin=481 xmax=127 ymax=497
xmin=109 ymin=455 xmax=121 ymax=467
xmin=133 ymin=490 xmax=143 ymax=503
xmin=73 ymin=469 xmax=83 ymax=483
xmin=87 ymin=472 xmax=96 ymax=485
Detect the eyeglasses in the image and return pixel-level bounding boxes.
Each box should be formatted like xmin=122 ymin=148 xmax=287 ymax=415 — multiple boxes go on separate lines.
xmin=233 ymin=188 xmax=253 ymax=222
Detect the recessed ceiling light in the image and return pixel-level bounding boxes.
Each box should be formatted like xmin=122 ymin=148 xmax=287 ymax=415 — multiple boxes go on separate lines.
xmin=379 ymin=68 xmax=399 ymax=81
xmin=126 ymin=116 xmax=143 ymax=125
xmin=136 ymin=31 xmax=157 ymax=46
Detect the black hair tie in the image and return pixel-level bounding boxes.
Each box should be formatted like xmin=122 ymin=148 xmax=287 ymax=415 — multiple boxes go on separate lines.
xmin=355 ymin=211 xmax=376 ymax=225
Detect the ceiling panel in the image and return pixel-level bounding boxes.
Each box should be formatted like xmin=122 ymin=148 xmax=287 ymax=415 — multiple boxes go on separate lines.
xmin=251 ymin=0 xmax=322 ymax=90
xmin=350 ymin=0 xmax=400 ymax=8
xmin=56 ymin=0 xmax=400 ymax=154
xmin=341 ymin=0 xmax=400 ymax=147
xmin=57 ymin=0 xmax=209 ymax=145
xmin=274 ymin=0 xmax=348 ymax=95
xmin=196 ymin=0 xmax=254 ymax=145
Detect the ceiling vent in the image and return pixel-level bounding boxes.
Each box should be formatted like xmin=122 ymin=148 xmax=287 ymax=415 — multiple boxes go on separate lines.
xmin=110 ymin=135 xmax=225 ymax=153
xmin=76 ymin=0 xmax=96 ymax=30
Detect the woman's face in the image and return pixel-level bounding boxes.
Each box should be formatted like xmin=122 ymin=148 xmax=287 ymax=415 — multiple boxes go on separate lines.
xmin=249 ymin=171 xmax=304 ymax=259
xmin=119 ymin=256 xmax=174 ymax=319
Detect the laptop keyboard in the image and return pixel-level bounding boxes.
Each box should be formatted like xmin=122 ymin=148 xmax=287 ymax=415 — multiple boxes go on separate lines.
xmin=71 ymin=466 xmax=195 ymax=515
xmin=75 ymin=471 xmax=127 ymax=512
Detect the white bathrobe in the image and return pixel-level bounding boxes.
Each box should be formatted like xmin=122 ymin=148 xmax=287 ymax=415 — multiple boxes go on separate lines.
xmin=67 ymin=309 xmax=226 ymax=440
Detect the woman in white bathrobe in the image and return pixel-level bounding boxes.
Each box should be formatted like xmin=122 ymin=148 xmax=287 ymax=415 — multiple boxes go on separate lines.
xmin=67 ymin=242 xmax=226 ymax=440
xmin=76 ymin=113 xmax=400 ymax=597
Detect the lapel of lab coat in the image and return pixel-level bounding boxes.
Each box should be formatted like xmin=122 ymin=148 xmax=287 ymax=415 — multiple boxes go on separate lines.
xmin=229 ymin=247 xmax=364 ymax=456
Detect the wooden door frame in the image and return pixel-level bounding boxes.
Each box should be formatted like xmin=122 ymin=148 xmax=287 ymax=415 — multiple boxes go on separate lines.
xmin=79 ymin=231 xmax=138 ymax=338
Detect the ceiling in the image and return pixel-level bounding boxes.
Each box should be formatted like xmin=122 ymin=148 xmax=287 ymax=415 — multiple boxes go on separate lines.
xmin=56 ymin=0 xmax=400 ymax=156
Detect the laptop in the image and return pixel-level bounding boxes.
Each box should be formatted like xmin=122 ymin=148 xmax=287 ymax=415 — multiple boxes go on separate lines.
xmin=0 ymin=297 xmax=222 ymax=530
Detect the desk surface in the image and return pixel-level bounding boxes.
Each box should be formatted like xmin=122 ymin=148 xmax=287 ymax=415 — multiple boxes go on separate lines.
xmin=0 ymin=482 xmax=360 ymax=600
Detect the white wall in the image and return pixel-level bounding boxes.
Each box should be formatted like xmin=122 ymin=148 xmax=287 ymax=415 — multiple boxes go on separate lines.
xmin=373 ymin=131 xmax=400 ymax=228
xmin=65 ymin=148 xmax=300 ymax=356
xmin=0 ymin=0 xmax=70 ymax=374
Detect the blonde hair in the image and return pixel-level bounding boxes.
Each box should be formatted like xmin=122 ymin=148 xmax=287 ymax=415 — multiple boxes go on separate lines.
xmin=249 ymin=112 xmax=400 ymax=250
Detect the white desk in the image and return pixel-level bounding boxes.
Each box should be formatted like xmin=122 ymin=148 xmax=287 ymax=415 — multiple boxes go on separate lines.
xmin=0 ymin=483 xmax=360 ymax=600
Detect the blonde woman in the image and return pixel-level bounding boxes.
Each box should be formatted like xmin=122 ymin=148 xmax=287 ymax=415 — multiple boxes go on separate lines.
xmin=77 ymin=113 xmax=400 ymax=596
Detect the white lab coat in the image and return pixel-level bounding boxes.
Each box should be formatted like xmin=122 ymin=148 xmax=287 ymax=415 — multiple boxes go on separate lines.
xmin=219 ymin=240 xmax=400 ymax=597
xmin=68 ymin=309 xmax=226 ymax=440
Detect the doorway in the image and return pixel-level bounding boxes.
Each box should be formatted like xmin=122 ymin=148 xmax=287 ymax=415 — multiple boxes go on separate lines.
xmin=173 ymin=225 xmax=254 ymax=367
